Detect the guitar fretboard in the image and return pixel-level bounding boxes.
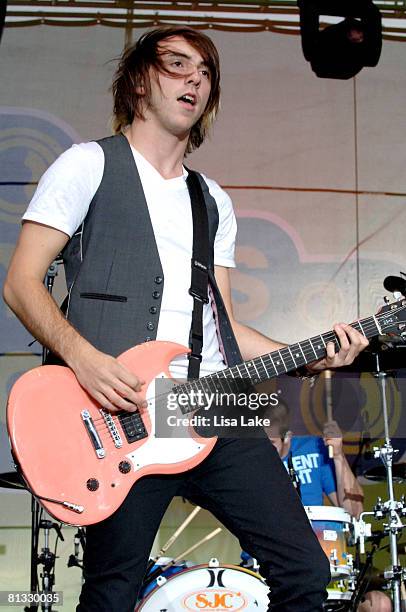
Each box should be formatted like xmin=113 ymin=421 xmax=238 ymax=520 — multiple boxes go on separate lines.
xmin=176 ymin=314 xmax=381 ymax=415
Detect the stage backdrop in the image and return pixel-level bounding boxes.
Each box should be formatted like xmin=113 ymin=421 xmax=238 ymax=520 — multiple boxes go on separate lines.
xmin=0 ymin=23 xmax=405 ymax=603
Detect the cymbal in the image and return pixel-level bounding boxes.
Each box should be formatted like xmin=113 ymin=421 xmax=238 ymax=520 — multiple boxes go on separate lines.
xmin=363 ymin=462 xmax=406 ymax=482
xmin=0 ymin=471 xmax=26 ymax=490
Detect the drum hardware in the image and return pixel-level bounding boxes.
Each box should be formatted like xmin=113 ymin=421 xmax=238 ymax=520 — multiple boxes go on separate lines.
xmin=12 ymin=259 xmax=64 ymax=612
xmin=0 ymin=470 xmax=26 ymax=490
xmin=24 ymin=519 xmax=65 ymax=612
xmin=350 ymin=318 xmax=406 ymax=612
xmin=364 ymin=463 xmax=406 ymax=483
xmin=67 ymin=528 xmax=86 ymax=571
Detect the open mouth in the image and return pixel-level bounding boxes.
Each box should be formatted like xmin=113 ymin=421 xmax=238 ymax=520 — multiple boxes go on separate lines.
xmin=177 ymin=94 xmax=196 ymax=107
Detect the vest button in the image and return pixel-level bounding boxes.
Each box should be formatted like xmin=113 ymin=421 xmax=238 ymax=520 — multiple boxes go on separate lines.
xmin=147 ymin=322 xmax=155 ymax=331
xmin=152 ymin=291 xmax=161 ymax=299
xmin=149 ymin=306 xmax=157 ymax=314
xmin=155 ymin=276 xmax=163 ymax=284
xmin=145 ymin=337 xmax=152 ymax=342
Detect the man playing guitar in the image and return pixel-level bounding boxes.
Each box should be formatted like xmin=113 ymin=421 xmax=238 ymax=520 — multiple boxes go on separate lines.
xmin=3 ymin=26 xmax=368 ymax=611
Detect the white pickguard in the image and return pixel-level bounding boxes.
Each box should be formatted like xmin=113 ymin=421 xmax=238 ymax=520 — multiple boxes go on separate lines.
xmin=126 ymin=374 xmax=210 ymax=471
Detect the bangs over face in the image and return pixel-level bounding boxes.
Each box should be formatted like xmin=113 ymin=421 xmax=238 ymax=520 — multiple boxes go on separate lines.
xmin=112 ymin=26 xmax=221 ymax=153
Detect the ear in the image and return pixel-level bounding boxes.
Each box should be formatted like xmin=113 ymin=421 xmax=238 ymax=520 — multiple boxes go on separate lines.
xmin=135 ymin=84 xmax=145 ymax=95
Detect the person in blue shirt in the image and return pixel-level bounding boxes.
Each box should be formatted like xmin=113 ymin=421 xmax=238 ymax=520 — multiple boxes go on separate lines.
xmin=267 ymin=417 xmax=364 ymax=518
xmin=260 ymin=403 xmax=392 ymax=612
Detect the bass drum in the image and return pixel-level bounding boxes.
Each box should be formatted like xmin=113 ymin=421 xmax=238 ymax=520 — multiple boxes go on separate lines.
xmin=135 ymin=561 xmax=270 ymax=611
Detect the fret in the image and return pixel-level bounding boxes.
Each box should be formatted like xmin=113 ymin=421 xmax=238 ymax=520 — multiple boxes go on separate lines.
xmin=235 ymin=364 xmax=244 ymax=377
xmin=355 ymin=320 xmax=366 ymax=337
xmin=277 ymin=350 xmax=288 ymax=372
xmin=269 ymin=351 xmax=285 ymax=375
xmin=219 ymin=369 xmax=234 ymax=393
xmin=287 ymin=346 xmax=298 ymax=369
xmin=296 ymin=341 xmax=309 ymax=365
xmin=360 ymin=315 xmax=379 ymax=337
xmin=373 ymin=315 xmax=381 ymax=335
xmin=289 ymin=343 xmax=307 ymax=369
xmin=250 ymin=359 xmax=261 ymax=383
xmin=210 ymin=372 xmax=230 ymax=395
xmin=245 ymin=360 xmax=260 ymax=381
xmin=267 ymin=352 xmax=280 ymax=375
xmin=259 ymin=355 xmax=274 ymax=379
xmin=253 ymin=357 xmax=267 ymax=380
xmin=226 ymin=366 xmax=247 ymax=393
xmin=279 ymin=347 xmax=296 ymax=373
xmin=309 ymin=336 xmax=325 ymax=360
xmin=302 ymin=338 xmax=318 ymax=361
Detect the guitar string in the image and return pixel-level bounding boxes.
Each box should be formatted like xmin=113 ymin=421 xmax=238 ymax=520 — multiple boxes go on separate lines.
xmin=92 ymin=323 xmax=379 ymax=429
xmin=90 ymin=304 xmax=406 ymax=431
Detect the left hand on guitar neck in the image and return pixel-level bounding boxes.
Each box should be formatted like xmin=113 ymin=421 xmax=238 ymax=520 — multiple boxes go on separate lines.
xmin=305 ymin=323 xmax=369 ymax=375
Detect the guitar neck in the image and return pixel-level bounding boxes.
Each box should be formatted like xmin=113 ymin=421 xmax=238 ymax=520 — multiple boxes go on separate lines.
xmin=179 ymin=314 xmax=381 ymax=415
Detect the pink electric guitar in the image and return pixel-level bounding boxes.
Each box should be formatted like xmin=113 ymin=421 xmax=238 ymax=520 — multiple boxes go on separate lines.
xmin=7 ymin=299 xmax=406 ymax=526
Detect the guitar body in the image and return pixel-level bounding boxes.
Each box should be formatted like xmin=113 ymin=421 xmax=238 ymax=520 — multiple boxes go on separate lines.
xmin=7 ymin=341 xmax=216 ymax=526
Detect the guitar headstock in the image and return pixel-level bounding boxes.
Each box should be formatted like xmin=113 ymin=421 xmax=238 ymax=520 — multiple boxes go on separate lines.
xmin=376 ymin=298 xmax=406 ymax=337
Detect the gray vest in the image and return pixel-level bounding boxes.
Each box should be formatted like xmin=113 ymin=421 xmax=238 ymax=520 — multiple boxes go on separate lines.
xmin=63 ymin=134 xmax=242 ymax=367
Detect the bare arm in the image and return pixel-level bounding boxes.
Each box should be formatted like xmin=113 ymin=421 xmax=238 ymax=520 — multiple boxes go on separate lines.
xmin=214 ymin=265 xmax=369 ymax=369
xmin=3 ymin=221 xmax=145 ymax=412
xmin=324 ymin=421 xmax=364 ymax=519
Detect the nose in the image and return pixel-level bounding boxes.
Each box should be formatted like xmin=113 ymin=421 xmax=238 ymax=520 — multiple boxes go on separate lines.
xmin=186 ymin=66 xmax=201 ymax=87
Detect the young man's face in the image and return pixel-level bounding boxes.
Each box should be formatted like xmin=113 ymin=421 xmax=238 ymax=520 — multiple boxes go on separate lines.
xmin=143 ymin=36 xmax=212 ymax=138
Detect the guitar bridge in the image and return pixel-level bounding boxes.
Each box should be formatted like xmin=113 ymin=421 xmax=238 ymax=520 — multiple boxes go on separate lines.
xmin=100 ymin=409 xmax=123 ymax=448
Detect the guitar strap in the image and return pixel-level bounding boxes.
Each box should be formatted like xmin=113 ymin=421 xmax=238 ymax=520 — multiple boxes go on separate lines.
xmin=185 ymin=169 xmax=210 ymax=380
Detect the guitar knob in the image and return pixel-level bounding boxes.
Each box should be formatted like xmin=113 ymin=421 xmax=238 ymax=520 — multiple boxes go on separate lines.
xmin=86 ymin=478 xmax=99 ymax=491
xmin=119 ymin=461 xmax=131 ymax=474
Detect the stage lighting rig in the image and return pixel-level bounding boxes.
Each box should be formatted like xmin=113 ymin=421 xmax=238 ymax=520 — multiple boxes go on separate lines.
xmin=298 ymin=0 xmax=382 ymax=79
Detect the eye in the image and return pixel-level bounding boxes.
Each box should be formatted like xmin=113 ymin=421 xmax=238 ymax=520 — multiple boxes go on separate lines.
xmin=201 ymin=69 xmax=211 ymax=79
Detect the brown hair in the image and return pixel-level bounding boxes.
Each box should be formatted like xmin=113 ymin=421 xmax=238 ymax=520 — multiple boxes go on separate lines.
xmin=112 ymin=26 xmax=221 ymax=153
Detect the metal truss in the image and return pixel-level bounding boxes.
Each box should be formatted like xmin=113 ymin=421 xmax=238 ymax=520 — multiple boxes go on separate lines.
xmin=5 ymin=1 xmax=406 ymax=40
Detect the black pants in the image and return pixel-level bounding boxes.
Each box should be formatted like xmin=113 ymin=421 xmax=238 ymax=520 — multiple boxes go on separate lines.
xmin=77 ymin=438 xmax=330 ymax=611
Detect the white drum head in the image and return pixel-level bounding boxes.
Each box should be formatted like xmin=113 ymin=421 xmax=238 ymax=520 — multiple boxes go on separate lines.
xmin=136 ymin=564 xmax=270 ymax=611
xmin=305 ymin=505 xmax=351 ymax=524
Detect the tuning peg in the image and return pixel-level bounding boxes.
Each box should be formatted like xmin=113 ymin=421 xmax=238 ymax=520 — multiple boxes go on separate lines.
xmin=383 ymin=296 xmax=390 ymax=304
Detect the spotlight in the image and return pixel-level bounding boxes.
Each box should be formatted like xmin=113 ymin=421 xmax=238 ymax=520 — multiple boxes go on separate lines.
xmin=0 ymin=2 xmax=7 ymax=45
xmin=298 ymin=0 xmax=382 ymax=79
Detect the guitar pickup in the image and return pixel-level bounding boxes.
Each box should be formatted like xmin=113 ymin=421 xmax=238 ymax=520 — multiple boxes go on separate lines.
xmin=118 ymin=410 xmax=148 ymax=444
xmin=81 ymin=410 xmax=105 ymax=458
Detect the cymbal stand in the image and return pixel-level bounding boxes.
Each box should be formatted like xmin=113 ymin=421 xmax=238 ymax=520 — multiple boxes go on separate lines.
xmin=67 ymin=528 xmax=86 ymax=571
xmin=369 ymin=353 xmax=405 ymax=611
xmin=24 ymin=260 xmax=63 ymax=612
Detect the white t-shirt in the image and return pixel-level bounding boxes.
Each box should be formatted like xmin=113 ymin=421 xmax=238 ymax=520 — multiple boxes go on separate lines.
xmin=23 ymin=141 xmax=237 ymax=377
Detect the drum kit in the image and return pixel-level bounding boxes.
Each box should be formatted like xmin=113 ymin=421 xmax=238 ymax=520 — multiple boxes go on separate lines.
xmin=1 ymin=273 xmax=405 ymax=610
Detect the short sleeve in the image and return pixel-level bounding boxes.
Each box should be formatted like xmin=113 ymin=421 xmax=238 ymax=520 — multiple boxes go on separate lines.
xmin=22 ymin=141 xmax=104 ymax=238
xmin=201 ymin=175 xmax=237 ymax=268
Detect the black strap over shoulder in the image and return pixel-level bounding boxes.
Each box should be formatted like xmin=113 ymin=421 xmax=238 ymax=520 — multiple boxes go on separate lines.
xmin=185 ymin=169 xmax=210 ymax=380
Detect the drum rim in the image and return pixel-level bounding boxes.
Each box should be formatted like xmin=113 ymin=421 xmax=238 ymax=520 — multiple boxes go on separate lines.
xmin=305 ymin=505 xmax=352 ymax=523
xmin=135 ymin=563 xmax=267 ymax=610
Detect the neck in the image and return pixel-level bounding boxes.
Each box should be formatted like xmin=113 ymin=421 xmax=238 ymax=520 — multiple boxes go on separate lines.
xmin=125 ymin=119 xmax=189 ymax=179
